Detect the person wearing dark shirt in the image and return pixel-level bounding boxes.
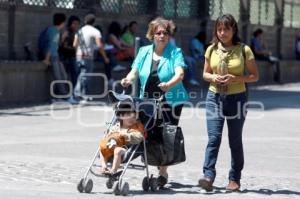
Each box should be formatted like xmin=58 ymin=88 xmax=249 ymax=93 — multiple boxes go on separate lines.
xmin=60 ymin=15 xmax=80 ymax=87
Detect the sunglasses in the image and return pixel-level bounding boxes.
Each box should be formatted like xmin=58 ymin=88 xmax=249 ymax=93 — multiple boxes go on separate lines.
xmin=155 ymin=31 xmax=169 ymax=36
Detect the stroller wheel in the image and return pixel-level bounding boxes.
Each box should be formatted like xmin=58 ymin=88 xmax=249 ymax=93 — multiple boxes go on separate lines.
xmin=106 ymin=178 xmax=113 ymax=189
xmin=149 ymin=177 xmax=158 ymax=192
xmin=77 ymin=178 xmax=84 ymax=193
xmin=142 ymin=177 xmax=149 ymax=191
xmin=84 ymin=179 xmax=93 ymax=193
xmin=120 ymin=181 xmax=130 ymax=196
xmin=113 ymin=181 xmax=120 ymax=195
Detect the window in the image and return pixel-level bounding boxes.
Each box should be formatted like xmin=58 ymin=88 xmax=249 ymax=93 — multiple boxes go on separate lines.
xmin=250 ymin=0 xmax=275 ymax=26
xmin=209 ymin=0 xmax=240 ymax=21
xmin=162 ymin=0 xmax=198 ymax=18
xmin=284 ymin=0 xmax=300 ymax=28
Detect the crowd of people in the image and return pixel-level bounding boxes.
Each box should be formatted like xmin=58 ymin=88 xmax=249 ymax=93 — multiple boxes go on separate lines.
xmin=38 ymin=13 xmax=138 ymax=104
xmin=36 ymin=13 xmax=213 ymax=104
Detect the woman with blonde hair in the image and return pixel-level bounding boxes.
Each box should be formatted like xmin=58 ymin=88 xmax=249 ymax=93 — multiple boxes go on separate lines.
xmin=121 ymin=17 xmax=188 ymax=188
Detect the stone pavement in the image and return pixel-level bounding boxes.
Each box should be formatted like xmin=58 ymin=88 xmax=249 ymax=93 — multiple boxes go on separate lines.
xmin=0 ymin=83 xmax=300 ymax=199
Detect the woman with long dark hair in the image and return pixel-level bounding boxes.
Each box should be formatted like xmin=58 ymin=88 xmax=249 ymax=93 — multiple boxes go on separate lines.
xmin=198 ymin=14 xmax=259 ymax=192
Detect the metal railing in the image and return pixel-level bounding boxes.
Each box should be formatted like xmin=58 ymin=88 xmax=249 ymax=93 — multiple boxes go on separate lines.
xmin=100 ymin=0 xmax=149 ymax=15
xmin=0 ymin=0 xmax=88 ymax=9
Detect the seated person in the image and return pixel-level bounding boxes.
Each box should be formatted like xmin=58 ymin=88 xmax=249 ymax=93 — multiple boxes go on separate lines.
xmin=99 ymin=103 xmax=144 ymax=175
xmin=107 ymin=21 xmax=135 ymax=61
xmin=121 ymin=21 xmax=138 ymax=47
xmin=251 ymin=28 xmax=279 ymax=62
xmin=251 ymin=28 xmax=281 ymax=83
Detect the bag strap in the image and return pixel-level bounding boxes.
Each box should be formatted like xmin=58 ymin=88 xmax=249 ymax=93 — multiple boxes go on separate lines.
xmin=208 ymin=43 xmax=216 ymax=60
xmin=78 ymin=29 xmax=89 ymax=56
xmin=157 ymin=99 xmax=172 ymax=125
xmin=240 ymin=43 xmax=249 ymax=99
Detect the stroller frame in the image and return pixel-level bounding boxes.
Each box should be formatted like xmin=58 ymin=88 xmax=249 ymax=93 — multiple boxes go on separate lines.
xmin=77 ymin=91 xmax=164 ymax=196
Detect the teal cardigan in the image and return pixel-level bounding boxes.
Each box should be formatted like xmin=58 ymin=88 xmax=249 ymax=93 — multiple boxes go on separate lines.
xmin=131 ymin=42 xmax=189 ymax=107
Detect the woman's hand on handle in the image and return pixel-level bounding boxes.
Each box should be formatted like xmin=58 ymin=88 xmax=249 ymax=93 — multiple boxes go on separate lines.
xmin=121 ymin=78 xmax=132 ymax=87
xmin=158 ymin=82 xmax=170 ymax=92
xmin=121 ymin=68 xmax=138 ymax=87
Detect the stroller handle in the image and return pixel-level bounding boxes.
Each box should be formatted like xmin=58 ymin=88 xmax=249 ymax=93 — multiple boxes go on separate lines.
xmin=157 ymin=95 xmax=164 ymax=102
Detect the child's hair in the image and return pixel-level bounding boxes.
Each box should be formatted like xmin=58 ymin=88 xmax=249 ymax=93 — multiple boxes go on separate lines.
xmin=115 ymin=101 xmax=136 ymax=117
xmin=115 ymin=101 xmax=137 ymax=126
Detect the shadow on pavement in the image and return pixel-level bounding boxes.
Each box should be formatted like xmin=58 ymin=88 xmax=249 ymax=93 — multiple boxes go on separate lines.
xmin=248 ymin=89 xmax=300 ymax=110
xmin=94 ymin=182 xmax=200 ymax=195
xmin=0 ymin=112 xmax=50 ymax=117
xmin=92 ymin=184 xmax=300 ymax=196
xmin=241 ymin=188 xmax=300 ymax=196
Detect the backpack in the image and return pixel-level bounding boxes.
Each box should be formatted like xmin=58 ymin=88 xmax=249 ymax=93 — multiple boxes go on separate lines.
xmin=37 ymin=27 xmax=49 ymax=60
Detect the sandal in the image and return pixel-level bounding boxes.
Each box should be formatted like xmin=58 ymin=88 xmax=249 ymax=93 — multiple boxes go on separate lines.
xmin=100 ymin=167 xmax=110 ymax=175
xmin=107 ymin=170 xmax=123 ymax=181
xmin=157 ymin=174 xmax=168 ymax=188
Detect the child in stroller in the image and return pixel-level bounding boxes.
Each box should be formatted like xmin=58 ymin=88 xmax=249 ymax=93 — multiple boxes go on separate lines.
xmin=99 ymin=102 xmax=144 ymax=175
xmin=77 ymin=91 xmax=162 ymax=195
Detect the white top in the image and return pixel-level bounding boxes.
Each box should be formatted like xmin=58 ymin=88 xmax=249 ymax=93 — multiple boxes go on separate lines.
xmin=153 ymin=52 xmax=162 ymax=61
xmin=75 ymin=25 xmax=102 ymax=60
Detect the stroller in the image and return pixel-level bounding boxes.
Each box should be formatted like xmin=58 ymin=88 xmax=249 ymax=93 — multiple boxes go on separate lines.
xmin=77 ymin=90 xmax=166 ymax=196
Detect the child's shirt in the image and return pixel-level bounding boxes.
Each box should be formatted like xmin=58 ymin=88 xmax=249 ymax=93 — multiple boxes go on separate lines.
xmin=109 ymin=121 xmax=144 ymax=145
xmin=99 ymin=121 xmax=144 ymax=160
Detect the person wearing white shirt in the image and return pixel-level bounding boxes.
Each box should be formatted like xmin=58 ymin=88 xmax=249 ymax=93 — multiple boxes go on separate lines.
xmin=71 ymin=14 xmax=109 ymax=104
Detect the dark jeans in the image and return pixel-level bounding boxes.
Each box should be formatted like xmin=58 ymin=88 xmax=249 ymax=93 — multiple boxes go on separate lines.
xmin=203 ymin=91 xmax=247 ymax=181
xmin=62 ymin=57 xmax=78 ymax=87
